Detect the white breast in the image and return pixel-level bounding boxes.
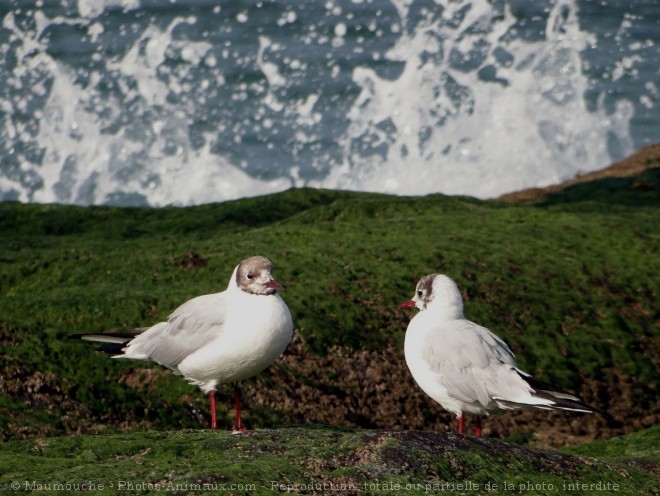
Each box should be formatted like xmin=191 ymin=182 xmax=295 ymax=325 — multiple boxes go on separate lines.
xmin=405 ymin=314 xmax=459 ymax=415
xmin=177 ymin=292 xmax=293 ymax=392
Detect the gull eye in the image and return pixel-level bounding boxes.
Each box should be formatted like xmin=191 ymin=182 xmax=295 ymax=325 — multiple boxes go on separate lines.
xmin=417 ymin=290 xmax=423 ymax=298
xmin=247 ymin=273 xmax=253 ymax=280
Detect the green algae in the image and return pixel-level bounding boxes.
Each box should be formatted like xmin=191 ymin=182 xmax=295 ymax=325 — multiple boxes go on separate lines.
xmin=0 ymin=174 xmax=658 ymax=436
xmin=0 ymin=427 xmax=657 ymax=495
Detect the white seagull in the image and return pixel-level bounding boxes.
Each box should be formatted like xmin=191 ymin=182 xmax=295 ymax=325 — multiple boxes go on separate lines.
xmin=72 ymin=256 xmax=293 ymax=431
xmin=398 ymin=274 xmax=602 ymax=435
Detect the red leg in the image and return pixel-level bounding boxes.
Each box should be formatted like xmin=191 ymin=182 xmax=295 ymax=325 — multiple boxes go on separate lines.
xmin=457 ymin=414 xmax=464 ymax=434
xmin=208 ymin=391 xmax=217 ymax=429
xmin=233 ymin=383 xmax=246 ymax=432
xmin=473 ymin=416 xmax=482 ymax=437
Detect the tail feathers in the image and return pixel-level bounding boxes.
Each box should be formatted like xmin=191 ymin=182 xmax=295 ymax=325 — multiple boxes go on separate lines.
xmin=517 ymin=371 xmax=606 ymax=415
xmin=69 ymin=330 xmax=145 ymax=354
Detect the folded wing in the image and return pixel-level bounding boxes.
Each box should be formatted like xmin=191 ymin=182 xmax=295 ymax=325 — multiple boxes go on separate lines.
xmin=73 ymin=292 xmax=230 ymax=371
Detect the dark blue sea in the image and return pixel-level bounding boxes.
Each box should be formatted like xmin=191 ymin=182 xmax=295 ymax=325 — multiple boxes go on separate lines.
xmin=1 ymin=0 xmax=658 ymax=206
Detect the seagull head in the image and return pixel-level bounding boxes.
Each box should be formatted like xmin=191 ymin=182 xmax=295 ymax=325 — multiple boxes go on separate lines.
xmin=234 ymin=256 xmax=284 ymax=295
xmin=398 ymin=274 xmax=464 ymax=317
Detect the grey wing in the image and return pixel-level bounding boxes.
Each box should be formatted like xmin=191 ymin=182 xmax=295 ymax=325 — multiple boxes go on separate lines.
xmin=422 ymin=320 xmax=519 ymax=407
xmin=119 ymin=293 xmax=229 ymax=369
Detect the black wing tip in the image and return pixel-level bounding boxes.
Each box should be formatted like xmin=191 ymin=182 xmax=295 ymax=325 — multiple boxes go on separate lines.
xmin=95 ymin=343 xmax=127 ymax=354
xmin=541 ymin=395 xmax=607 ymax=415
xmin=68 ymin=330 xmax=145 ymax=355
xmin=68 ymin=330 xmax=144 ymax=340
xmin=517 ymin=370 xmax=607 ymax=416
xmin=69 ymin=332 xmax=141 ymax=354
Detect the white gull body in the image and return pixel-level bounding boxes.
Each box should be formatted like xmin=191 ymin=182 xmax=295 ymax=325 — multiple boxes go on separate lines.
xmin=75 ymin=256 xmax=293 ymax=429
xmin=400 ymin=274 xmax=600 ymax=434
xmin=115 ymin=267 xmax=292 ymax=393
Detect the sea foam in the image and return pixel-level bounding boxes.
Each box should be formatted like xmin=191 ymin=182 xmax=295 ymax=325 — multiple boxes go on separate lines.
xmin=0 ymin=0 xmax=647 ymax=206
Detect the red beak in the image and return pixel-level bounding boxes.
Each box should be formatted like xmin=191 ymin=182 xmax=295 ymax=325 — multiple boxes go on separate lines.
xmin=397 ymin=300 xmax=416 ymax=311
xmin=265 ymin=279 xmax=284 ymax=291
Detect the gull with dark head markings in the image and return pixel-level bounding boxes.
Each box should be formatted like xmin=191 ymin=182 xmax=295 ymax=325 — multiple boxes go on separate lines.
xmin=398 ymin=274 xmax=603 ymax=435
xmin=72 ymin=256 xmax=293 ymax=432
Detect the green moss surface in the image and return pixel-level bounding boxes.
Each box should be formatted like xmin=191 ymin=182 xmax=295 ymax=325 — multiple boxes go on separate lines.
xmin=1 ymin=427 xmax=657 ymax=495
xmin=0 ymin=166 xmax=658 ymax=462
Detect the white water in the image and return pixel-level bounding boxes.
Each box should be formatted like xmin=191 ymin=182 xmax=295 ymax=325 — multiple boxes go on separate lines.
xmin=318 ymin=0 xmax=634 ymax=197
xmin=0 ymin=0 xmax=642 ymax=206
